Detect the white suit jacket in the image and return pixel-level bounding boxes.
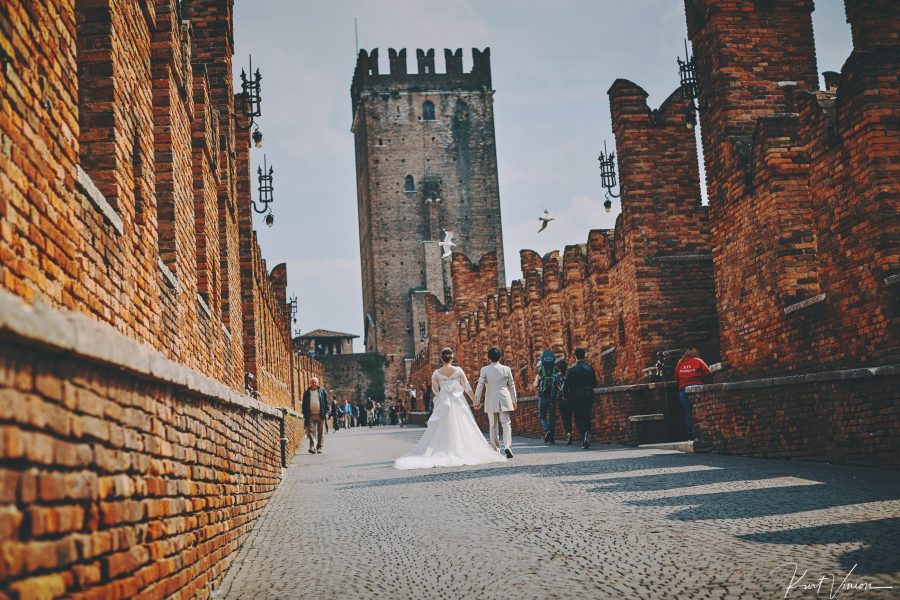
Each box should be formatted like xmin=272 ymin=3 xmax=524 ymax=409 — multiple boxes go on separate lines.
xmin=474 ymin=362 xmax=517 ymax=413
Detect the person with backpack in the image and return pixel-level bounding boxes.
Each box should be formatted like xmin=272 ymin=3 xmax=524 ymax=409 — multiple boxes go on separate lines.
xmin=533 ymin=349 xmax=558 ymax=444
xmin=551 ymin=359 xmax=573 ymax=445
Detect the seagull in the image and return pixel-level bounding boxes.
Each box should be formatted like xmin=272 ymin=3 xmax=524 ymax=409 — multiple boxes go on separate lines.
xmin=439 ymin=230 xmax=456 ymax=258
xmin=538 ymin=210 xmax=555 ymax=233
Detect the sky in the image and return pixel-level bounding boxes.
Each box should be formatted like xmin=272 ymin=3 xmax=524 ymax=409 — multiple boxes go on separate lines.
xmin=233 ymin=0 xmax=854 ymax=352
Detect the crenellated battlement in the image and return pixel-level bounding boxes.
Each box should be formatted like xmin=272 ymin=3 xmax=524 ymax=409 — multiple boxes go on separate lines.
xmin=351 ymin=47 xmax=492 ymax=115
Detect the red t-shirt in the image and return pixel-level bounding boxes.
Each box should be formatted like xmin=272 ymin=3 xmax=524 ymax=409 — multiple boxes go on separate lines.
xmin=675 ymin=357 xmax=710 ymax=389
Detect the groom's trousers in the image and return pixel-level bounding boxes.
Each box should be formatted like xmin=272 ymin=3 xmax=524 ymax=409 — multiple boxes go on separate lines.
xmin=488 ymin=411 xmax=512 ymax=450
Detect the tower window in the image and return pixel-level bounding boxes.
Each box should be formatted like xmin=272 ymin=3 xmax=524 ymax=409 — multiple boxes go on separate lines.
xmin=422 ymin=101 xmax=435 ymax=121
xmin=404 ymin=175 xmax=415 ymax=193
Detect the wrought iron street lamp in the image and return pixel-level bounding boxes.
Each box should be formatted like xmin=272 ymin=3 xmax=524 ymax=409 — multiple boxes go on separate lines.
xmin=253 ymin=154 xmax=275 ymax=226
xmin=676 ymin=39 xmax=706 ymax=129
xmin=598 ymin=140 xmax=620 ymax=212
xmin=289 ymin=295 xmax=298 ymax=324
xmin=235 ymin=55 xmax=262 ymax=132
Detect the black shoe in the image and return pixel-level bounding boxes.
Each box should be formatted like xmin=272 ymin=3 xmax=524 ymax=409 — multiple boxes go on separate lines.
xmin=543 ymin=431 xmax=551 ymax=443
xmin=308 ymin=449 xmax=316 ymax=454
xmin=566 ymin=432 xmax=573 ymax=445
xmin=583 ymin=432 xmax=591 ymax=449
xmin=504 ymin=448 xmax=514 ymax=459
xmin=316 ymin=448 xmax=323 ymax=454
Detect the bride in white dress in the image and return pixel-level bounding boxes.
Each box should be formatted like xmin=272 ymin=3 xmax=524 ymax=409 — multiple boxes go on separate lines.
xmin=394 ymin=348 xmax=506 ymax=470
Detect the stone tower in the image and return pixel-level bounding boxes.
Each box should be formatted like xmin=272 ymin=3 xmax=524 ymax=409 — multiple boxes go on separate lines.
xmin=351 ymin=47 xmax=506 ymax=398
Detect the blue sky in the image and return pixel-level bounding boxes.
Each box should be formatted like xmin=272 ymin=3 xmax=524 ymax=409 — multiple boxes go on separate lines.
xmin=233 ymin=0 xmax=853 ymax=351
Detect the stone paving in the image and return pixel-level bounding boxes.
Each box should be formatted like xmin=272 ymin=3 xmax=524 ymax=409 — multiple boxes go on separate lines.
xmin=218 ymin=426 xmax=900 ymax=599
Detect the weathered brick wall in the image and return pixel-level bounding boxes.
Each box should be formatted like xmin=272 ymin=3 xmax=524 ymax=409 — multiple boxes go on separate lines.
xmin=351 ymin=48 xmax=505 ymax=399
xmin=0 ymin=0 xmax=312 ymax=595
xmin=684 ymin=0 xmax=898 ymax=375
xmin=414 ymin=0 xmax=898 ymax=467
xmin=0 ymin=291 xmax=304 ymax=598
xmin=690 ymin=368 xmax=899 ymax=466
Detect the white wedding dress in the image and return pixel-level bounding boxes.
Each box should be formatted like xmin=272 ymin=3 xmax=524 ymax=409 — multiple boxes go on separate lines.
xmin=394 ymin=366 xmax=507 ymax=470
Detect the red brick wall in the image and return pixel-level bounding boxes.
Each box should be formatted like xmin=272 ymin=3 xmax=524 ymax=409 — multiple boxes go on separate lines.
xmin=471 ymin=381 xmax=682 ymax=446
xmin=0 ymin=0 xmax=319 ymax=595
xmin=690 ymin=369 xmax=899 ymax=466
xmin=0 ymin=322 xmax=303 ymax=599
xmin=687 ymin=0 xmax=821 ymax=375
xmin=413 ymin=83 xmax=718 ymax=393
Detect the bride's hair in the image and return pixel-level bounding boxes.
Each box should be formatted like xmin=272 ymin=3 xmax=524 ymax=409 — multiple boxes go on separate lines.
xmin=440 ymin=347 xmax=454 ymax=363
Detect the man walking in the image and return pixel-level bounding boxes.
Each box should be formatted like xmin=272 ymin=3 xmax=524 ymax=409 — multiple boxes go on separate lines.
xmin=534 ymin=349 xmax=558 ymax=444
xmin=474 ymin=346 xmax=517 ymax=458
xmin=563 ymin=348 xmax=598 ymax=449
xmin=302 ymin=377 xmax=329 ymax=454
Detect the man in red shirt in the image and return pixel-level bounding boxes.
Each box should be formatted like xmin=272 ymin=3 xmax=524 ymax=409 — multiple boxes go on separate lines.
xmin=675 ymin=348 xmax=711 ymax=439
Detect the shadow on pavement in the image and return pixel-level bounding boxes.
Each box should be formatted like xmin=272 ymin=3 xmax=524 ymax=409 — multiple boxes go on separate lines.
xmin=340 ymin=431 xmax=900 ymax=577
xmin=739 ymin=517 xmax=900 ymax=575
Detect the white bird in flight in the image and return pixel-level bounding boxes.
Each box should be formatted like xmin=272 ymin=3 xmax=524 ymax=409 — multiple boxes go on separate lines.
xmin=538 ymin=209 xmax=554 ymax=233
xmin=439 ymin=230 xmax=456 ymax=258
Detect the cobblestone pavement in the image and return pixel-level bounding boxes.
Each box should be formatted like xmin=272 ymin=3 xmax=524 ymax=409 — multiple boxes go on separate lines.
xmin=218 ymin=427 xmax=900 ymax=599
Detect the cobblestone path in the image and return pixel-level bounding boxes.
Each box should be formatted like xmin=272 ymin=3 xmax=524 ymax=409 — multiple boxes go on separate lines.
xmin=218 ymin=427 xmax=900 ymax=599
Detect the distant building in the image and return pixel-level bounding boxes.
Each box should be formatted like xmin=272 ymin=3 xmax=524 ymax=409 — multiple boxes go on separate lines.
xmin=295 ymin=329 xmax=359 ymax=357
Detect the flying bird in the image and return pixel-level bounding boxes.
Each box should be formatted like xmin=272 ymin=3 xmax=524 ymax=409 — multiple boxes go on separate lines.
xmin=439 ymin=230 xmax=456 ymax=258
xmin=538 ymin=210 xmax=555 ymax=233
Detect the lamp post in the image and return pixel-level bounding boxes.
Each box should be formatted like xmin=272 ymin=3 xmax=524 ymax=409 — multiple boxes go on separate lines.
xmin=598 ymin=140 xmax=620 ymax=213
xmin=252 ymin=154 xmax=275 ymax=226
xmin=676 ymin=39 xmax=706 ymax=130
xmin=235 ymin=55 xmax=263 ymax=139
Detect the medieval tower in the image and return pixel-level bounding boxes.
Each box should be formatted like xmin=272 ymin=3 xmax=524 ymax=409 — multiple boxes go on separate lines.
xmin=351 ymin=48 xmax=506 ymax=398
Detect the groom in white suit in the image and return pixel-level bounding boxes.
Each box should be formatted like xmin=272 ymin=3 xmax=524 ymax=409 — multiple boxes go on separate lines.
xmin=473 ymin=347 xmax=517 ymax=458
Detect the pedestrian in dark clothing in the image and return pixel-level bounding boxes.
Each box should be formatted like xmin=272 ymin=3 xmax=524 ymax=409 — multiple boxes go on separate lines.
xmin=552 ymin=359 xmax=573 ymax=445
xmin=534 ymin=349 xmax=558 ymax=444
xmin=563 ymin=348 xmax=598 ymax=449
xmin=331 ymin=399 xmax=341 ymax=432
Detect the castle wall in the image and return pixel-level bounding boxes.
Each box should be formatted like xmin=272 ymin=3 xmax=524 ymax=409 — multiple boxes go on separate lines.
xmin=0 ymin=0 xmax=319 ymax=594
xmin=412 ymin=0 xmax=898 ymax=466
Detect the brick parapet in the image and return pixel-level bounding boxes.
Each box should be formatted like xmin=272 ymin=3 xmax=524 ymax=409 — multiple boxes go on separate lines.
xmin=0 ymin=289 xmax=302 ymax=597
xmin=684 ymin=0 xmax=899 ymax=376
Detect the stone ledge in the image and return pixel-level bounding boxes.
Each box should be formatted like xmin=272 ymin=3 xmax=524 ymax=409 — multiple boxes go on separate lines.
xmin=197 ymin=294 xmax=212 ymax=319
xmin=158 ymin=259 xmax=179 ymax=292
xmin=600 ymin=346 xmax=616 ymax=357
xmin=628 ymin=413 xmax=664 ymax=422
xmin=685 ymin=363 xmax=900 ymax=394
xmin=783 ymin=292 xmax=826 ymax=315
xmin=594 ymin=380 xmax=677 ymax=394
xmin=76 ymin=165 xmax=124 ymax=235
xmin=0 ymin=288 xmax=284 ymax=419
xmin=646 ymin=254 xmax=713 ymax=264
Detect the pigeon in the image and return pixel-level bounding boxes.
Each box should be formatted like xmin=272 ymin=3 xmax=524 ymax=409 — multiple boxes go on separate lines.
xmin=538 ymin=210 xmax=555 ymax=233
xmin=439 ymin=230 xmax=456 ymax=258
